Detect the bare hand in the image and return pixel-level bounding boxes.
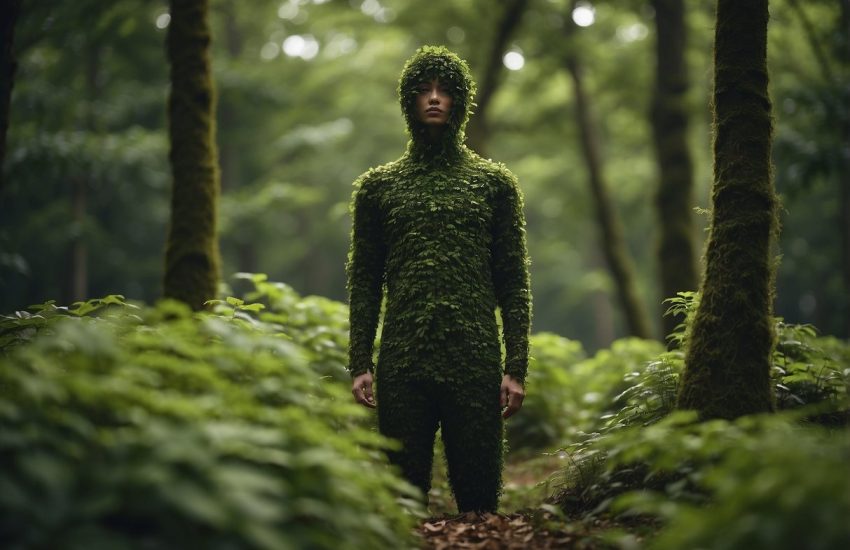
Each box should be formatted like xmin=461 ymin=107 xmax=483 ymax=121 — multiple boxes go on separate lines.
xmin=351 ymin=372 xmax=376 ymax=409
xmin=500 ymin=374 xmax=525 ymax=419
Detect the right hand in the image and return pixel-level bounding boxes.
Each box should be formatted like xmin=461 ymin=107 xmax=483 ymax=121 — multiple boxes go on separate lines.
xmin=351 ymin=371 xmax=376 ymax=409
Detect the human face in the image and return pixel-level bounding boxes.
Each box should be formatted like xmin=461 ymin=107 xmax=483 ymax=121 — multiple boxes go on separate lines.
xmin=415 ymin=78 xmax=453 ymax=127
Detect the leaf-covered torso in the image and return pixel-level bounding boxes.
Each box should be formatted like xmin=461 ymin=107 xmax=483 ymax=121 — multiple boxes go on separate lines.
xmin=346 ymin=46 xmax=531 ymax=385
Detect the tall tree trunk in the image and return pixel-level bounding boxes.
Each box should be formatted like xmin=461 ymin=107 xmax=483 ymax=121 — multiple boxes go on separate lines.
xmin=677 ymin=0 xmax=777 ymax=419
xmin=465 ymin=0 xmax=528 ymax=156
xmin=70 ymin=176 xmax=88 ymax=301
xmin=63 ymin=39 xmax=100 ymax=303
xmin=590 ymin=250 xmax=615 ymax=350
xmin=840 ymin=0 xmax=850 ymax=337
xmin=562 ymin=15 xmax=654 ymax=340
xmin=163 ymin=0 xmax=221 ymax=310
xmin=0 ymin=0 xmax=22 ymax=194
xmin=650 ymin=0 xmax=698 ymax=340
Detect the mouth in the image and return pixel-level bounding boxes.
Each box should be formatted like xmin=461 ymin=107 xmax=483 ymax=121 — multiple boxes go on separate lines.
xmin=426 ymin=107 xmax=443 ymax=113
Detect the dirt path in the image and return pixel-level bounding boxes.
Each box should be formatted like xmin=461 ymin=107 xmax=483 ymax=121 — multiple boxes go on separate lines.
xmin=416 ymin=454 xmax=589 ymax=549
xmin=417 ymin=510 xmax=578 ymax=550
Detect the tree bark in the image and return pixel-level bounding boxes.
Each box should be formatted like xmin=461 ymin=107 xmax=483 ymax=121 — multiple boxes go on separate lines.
xmin=840 ymin=0 xmax=850 ymax=337
xmin=677 ymin=0 xmax=777 ymax=419
xmin=562 ymin=16 xmax=654 ymax=340
xmin=650 ymin=0 xmax=698 ymax=341
xmin=163 ymin=0 xmax=222 ymax=310
xmin=465 ymin=0 xmax=528 ymax=157
xmin=63 ymin=39 xmax=101 ymax=304
xmin=0 ymin=0 xmax=22 ymax=195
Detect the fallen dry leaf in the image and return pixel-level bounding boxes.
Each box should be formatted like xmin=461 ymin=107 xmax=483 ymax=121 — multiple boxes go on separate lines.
xmin=417 ymin=510 xmax=583 ymax=550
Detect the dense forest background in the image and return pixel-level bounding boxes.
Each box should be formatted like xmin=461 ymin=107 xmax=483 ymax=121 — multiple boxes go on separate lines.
xmin=2 ymin=0 xmax=847 ymax=349
xmin=2 ymin=1 xmax=850 ymax=548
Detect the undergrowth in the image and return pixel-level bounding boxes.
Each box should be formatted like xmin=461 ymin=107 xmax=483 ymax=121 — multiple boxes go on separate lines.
xmin=0 ymin=284 xmax=420 ymax=550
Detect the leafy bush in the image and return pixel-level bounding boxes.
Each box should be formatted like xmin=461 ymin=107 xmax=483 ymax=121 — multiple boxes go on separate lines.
xmin=611 ymin=413 xmax=850 ymax=550
xmin=506 ymin=333 xmax=586 ymax=452
xmin=226 ymin=272 xmax=353 ymax=382
xmin=571 ymin=338 xmax=668 ymax=435
xmin=506 ymin=334 xmax=665 ymax=453
xmin=0 ymin=296 xmax=419 ymax=549
xmin=551 ymin=292 xmax=850 ymax=519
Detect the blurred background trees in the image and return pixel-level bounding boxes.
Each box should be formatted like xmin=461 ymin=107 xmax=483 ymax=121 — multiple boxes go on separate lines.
xmin=1 ymin=0 xmax=847 ymax=348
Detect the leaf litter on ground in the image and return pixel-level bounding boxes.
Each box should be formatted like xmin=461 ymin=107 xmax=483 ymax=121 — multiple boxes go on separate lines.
xmin=417 ymin=510 xmax=577 ymax=549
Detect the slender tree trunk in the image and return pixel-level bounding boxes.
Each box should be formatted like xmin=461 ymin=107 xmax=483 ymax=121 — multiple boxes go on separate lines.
xmin=840 ymin=0 xmax=850 ymax=337
xmin=163 ymin=0 xmax=221 ymax=309
xmin=786 ymin=0 xmax=834 ymax=83
xmin=650 ymin=0 xmax=698 ymax=340
xmin=70 ymin=176 xmax=87 ymax=301
xmin=677 ymin=0 xmax=777 ymax=419
xmin=63 ymin=40 xmax=101 ymax=303
xmin=465 ymin=0 xmax=528 ymax=156
xmin=590 ymin=250 xmax=615 ymax=350
xmin=562 ymin=16 xmax=654 ymax=340
xmin=0 ymin=0 xmax=22 ymax=194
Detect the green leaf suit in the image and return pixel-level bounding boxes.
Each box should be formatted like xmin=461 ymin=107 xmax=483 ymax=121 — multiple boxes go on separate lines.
xmin=346 ymin=46 xmax=532 ymax=512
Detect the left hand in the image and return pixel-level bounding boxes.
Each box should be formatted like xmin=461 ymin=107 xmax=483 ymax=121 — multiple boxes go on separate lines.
xmin=500 ymin=374 xmax=525 ymax=419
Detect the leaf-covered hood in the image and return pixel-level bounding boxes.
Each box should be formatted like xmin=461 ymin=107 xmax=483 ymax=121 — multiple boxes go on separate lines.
xmin=397 ymin=45 xmax=477 ymax=162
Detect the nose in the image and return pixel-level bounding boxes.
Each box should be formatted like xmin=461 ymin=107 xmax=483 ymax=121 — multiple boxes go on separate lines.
xmin=428 ymin=87 xmax=440 ymax=103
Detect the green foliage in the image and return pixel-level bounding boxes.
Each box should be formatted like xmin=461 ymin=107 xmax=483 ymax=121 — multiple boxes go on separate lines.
xmin=773 ymin=321 xmax=850 ymax=414
xmin=507 ymin=334 xmax=666 ymax=453
xmin=550 ymin=292 xmax=849 ymax=519
xmin=0 ymin=295 xmax=420 ymax=549
xmin=225 ymin=272 xmax=352 ymax=382
xmin=507 ymin=333 xmax=586 ymax=452
xmin=611 ymin=414 xmax=850 ymax=550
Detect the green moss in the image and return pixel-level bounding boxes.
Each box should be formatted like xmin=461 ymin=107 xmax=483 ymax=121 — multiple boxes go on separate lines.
xmin=346 ymin=46 xmax=532 ymax=512
xmin=162 ymin=0 xmax=221 ymax=310
xmin=677 ymin=0 xmax=777 ymax=419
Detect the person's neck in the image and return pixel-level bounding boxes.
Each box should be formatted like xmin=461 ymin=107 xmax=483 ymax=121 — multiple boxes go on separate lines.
xmin=425 ymin=126 xmax=444 ymax=141
xmin=406 ymin=125 xmax=464 ymax=164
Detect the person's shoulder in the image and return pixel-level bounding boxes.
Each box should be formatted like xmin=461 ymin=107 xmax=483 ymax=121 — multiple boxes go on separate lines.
xmin=352 ymin=159 xmax=403 ymax=195
xmin=464 ymin=148 xmax=519 ymax=191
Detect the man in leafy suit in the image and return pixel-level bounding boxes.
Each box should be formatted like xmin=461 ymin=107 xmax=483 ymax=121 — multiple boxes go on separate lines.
xmin=346 ymin=45 xmax=532 ymax=513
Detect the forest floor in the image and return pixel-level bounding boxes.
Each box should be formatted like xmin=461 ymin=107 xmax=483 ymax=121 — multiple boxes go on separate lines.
xmin=415 ymin=452 xmax=654 ymax=549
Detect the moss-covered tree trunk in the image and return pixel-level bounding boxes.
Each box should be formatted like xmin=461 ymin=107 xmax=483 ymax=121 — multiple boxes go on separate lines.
xmin=563 ymin=17 xmax=654 ymax=340
xmin=465 ymin=0 xmax=528 ymax=157
xmin=841 ymin=0 xmax=850 ymax=337
xmin=0 ymin=0 xmax=22 ymax=194
xmin=650 ymin=0 xmax=698 ymax=340
xmin=163 ymin=0 xmax=221 ymax=310
xmin=677 ymin=0 xmax=777 ymax=419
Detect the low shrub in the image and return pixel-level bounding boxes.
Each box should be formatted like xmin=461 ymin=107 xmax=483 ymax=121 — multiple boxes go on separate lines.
xmin=0 ymin=296 xmax=420 ymax=549
xmin=506 ymin=333 xmax=586 ymax=452
xmin=507 ymin=334 xmax=665 ymax=454
xmin=551 ymin=292 xmax=850 ymax=522
xmin=612 ymin=413 xmax=850 ymax=550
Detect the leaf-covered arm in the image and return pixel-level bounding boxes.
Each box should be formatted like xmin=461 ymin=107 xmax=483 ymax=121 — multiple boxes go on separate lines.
xmin=490 ymin=169 xmax=532 ymax=384
xmin=345 ymin=173 xmax=387 ymax=378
